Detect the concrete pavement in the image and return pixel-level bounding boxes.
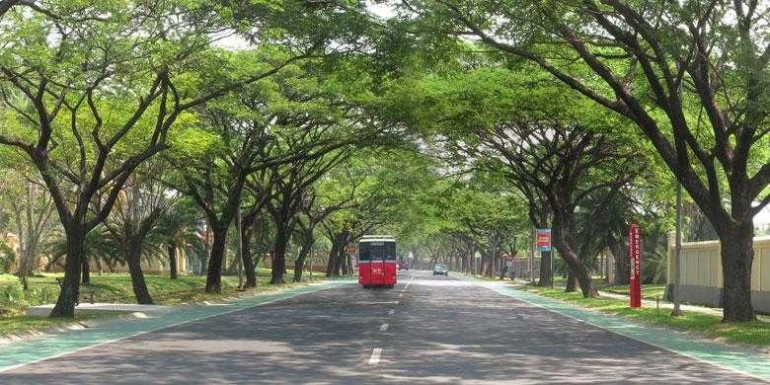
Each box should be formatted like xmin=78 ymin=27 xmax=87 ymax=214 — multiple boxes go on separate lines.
xmin=0 ymin=271 xmax=766 ymax=384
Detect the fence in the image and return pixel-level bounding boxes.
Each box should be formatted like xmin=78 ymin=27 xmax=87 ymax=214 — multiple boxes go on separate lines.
xmin=509 ymin=257 xmax=541 ymax=280
xmin=666 ymin=236 xmax=770 ymax=311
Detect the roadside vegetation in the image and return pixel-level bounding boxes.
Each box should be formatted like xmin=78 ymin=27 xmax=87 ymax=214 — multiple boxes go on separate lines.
xmin=0 ymin=269 xmax=315 ymax=336
xmin=0 ymin=0 xmax=766 ymax=342
xmin=599 ymin=284 xmax=667 ymax=301
xmin=522 ymin=285 xmax=770 ymax=348
xmin=0 ymin=313 xmax=116 ymax=338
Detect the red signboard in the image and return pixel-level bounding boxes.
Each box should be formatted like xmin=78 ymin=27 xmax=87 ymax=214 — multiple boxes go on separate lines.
xmin=629 ymin=224 xmax=641 ymax=308
xmin=536 ymin=229 xmax=552 ymax=251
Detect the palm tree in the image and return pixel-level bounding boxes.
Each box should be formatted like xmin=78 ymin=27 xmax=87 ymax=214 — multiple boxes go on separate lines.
xmin=154 ymin=199 xmax=206 ymax=280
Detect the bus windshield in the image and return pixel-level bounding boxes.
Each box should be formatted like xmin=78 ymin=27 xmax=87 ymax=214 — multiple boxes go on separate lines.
xmin=359 ymin=241 xmax=396 ymax=262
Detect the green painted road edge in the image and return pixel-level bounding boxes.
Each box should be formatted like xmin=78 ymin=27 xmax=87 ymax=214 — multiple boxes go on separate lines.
xmin=0 ymin=280 xmax=354 ymax=373
xmin=476 ymin=280 xmax=770 ymax=381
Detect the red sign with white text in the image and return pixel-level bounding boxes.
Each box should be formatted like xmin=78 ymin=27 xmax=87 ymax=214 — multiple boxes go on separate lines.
xmin=629 ymin=224 xmax=641 ymax=308
xmin=536 ymin=229 xmax=552 ymax=251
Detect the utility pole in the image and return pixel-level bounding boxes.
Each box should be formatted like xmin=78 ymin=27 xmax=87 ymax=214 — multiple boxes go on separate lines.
xmin=672 ymin=180 xmax=683 ymax=316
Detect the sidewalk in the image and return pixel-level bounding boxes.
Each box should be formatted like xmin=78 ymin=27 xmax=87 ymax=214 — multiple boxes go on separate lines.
xmin=0 ymin=280 xmax=351 ymax=373
xmin=507 ymin=277 xmax=769 ymax=322
xmin=598 ymin=291 xmax=723 ymax=316
xmin=26 ymin=303 xmax=170 ymax=317
xmin=474 ymin=280 xmax=770 ymax=381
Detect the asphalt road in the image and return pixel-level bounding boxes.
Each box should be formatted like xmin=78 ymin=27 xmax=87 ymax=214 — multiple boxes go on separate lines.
xmin=0 ymin=271 xmax=762 ymax=384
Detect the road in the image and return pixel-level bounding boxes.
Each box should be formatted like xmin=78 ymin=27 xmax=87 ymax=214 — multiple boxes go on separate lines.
xmin=0 ymin=271 xmax=762 ymax=384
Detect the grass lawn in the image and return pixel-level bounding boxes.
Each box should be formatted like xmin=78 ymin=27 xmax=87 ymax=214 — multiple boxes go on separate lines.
xmin=0 ymin=312 xmax=118 ymax=336
xmin=468 ymin=274 xmax=502 ymax=282
xmin=0 ymin=274 xmax=19 ymax=283
xmin=598 ymin=284 xmax=667 ymax=300
xmin=0 ymin=268 xmax=322 ymax=337
xmin=523 ymin=285 xmax=770 ymax=348
xmin=538 ymin=276 xmax=667 ymax=300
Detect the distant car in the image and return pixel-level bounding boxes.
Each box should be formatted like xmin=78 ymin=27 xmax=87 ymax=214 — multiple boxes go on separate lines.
xmin=432 ymin=263 xmax=449 ymax=276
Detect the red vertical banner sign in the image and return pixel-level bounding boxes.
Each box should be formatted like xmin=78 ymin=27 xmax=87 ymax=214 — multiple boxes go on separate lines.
xmin=536 ymin=229 xmax=552 ymax=251
xmin=629 ymin=224 xmax=641 ymax=308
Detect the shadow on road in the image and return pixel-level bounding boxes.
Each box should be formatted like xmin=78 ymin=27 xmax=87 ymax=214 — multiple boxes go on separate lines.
xmin=0 ymin=271 xmax=761 ymax=384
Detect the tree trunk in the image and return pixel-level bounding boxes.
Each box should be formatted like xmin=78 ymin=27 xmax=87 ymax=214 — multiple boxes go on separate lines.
xmin=20 ymin=274 xmax=28 ymax=291
xmin=205 ymin=224 xmax=229 ymax=293
xmin=565 ymin=269 xmax=578 ymax=292
xmin=200 ymin=226 xmax=211 ymax=276
xmin=293 ymin=253 xmax=305 ymax=282
xmin=18 ymin=249 xmax=30 ymax=290
xmin=50 ymin=224 xmax=84 ymax=318
xmin=167 ymin=245 xmax=178 ymax=280
xmin=607 ymin=235 xmax=630 ymax=285
xmin=325 ymin=241 xmax=340 ymax=277
xmin=553 ymin=220 xmax=597 ymax=298
xmin=719 ymin=221 xmax=756 ymax=322
xmin=293 ymin=238 xmax=312 ymax=283
xmin=241 ymin=216 xmax=257 ymax=288
xmin=81 ymin=254 xmax=90 ymax=285
xmin=270 ymin=224 xmax=290 ymax=284
xmin=326 ymin=234 xmax=346 ymax=277
xmin=344 ymin=254 xmax=351 ymax=275
xmin=537 ymin=250 xmax=553 ymax=286
xmin=127 ymin=242 xmax=153 ymax=305
xmin=325 ymin=245 xmax=335 ymax=276
xmin=332 ymin=249 xmax=342 ymax=276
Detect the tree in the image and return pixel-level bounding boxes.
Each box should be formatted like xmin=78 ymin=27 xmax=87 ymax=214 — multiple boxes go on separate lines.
xmin=290 ymin=164 xmax=364 ymax=282
xmin=171 ymin=89 xmax=279 ymax=293
xmin=102 ymin=163 xmax=178 ymax=304
xmin=414 ymin=0 xmax=770 ymax=321
xmin=388 ymin=66 xmax=645 ymax=297
xmin=266 ymin=149 xmax=350 ymax=284
xmin=155 ymin=198 xmax=205 ymax=280
xmin=172 ymin=63 xmax=361 ymax=291
xmin=0 ymin=168 xmax=56 ymax=290
xmin=430 ymin=173 xmax=528 ymax=278
xmin=0 ymin=1 xmax=307 ymax=317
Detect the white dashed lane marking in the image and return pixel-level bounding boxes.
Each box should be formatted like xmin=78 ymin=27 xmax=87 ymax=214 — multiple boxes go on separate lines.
xmin=380 ymin=323 xmax=389 ymax=332
xmin=368 ymin=348 xmax=382 ymax=365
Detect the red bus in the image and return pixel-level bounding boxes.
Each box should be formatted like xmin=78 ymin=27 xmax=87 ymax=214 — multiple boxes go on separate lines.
xmin=358 ymin=235 xmax=397 ymax=288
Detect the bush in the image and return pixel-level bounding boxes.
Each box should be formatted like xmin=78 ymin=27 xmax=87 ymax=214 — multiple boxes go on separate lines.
xmin=0 ymin=241 xmax=16 ymax=274
xmin=0 ymin=282 xmax=27 ymax=316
